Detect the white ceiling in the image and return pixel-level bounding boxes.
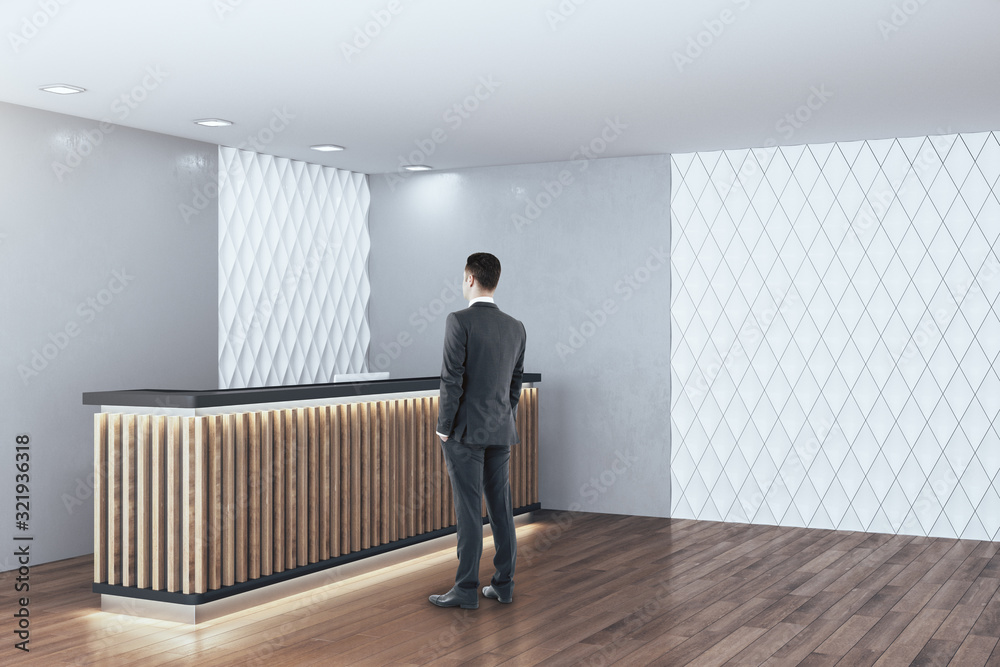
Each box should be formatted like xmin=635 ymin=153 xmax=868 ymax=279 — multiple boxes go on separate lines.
xmin=2 ymin=0 xmax=999 ymax=175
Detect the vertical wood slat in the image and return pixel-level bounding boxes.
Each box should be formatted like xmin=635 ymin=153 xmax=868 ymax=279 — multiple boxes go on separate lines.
xmin=514 ymin=398 xmax=524 ymax=510
xmin=260 ymin=411 xmax=273 ymax=577
xmin=352 ymin=403 xmax=362 ymax=553
xmin=107 ymin=414 xmax=122 ymax=586
xmin=433 ymin=397 xmax=443 ymax=530
xmin=223 ymin=414 xmax=236 ymax=588
xmin=196 ymin=417 xmax=210 ymax=594
xmin=397 ymin=400 xmax=406 ymax=539
xmin=319 ymin=406 xmax=330 ymax=562
xmin=434 ymin=398 xmax=444 ymax=527
xmin=94 ymin=414 xmax=108 ymax=584
xmin=296 ymin=408 xmax=309 ymax=567
xmin=523 ymin=390 xmax=530 ymax=506
xmin=339 ymin=404 xmax=351 ymax=555
xmin=530 ymin=388 xmax=536 ymax=502
xmin=150 ymin=417 xmax=166 ymax=590
xmin=308 ymin=407 xmax=319 ymax=564
xmin=181 ymin=418 xmax=198 ymax=594
xmin=417 ymin=399 xmax=426 ymax=530
xmin=521 ymin=389 xmax=528 ymax=505
xmin=379 ymin=402 xmax=390 ymax=545
xmin=285 ymin=409 xmax=297 ymax=571
xmin=528 ymin=389 xmax=535 ymax=504
xmin=406 ymin=399 xmax=416 ymax=538
xmin=361 ymin=402 xmax=371 ymax=550
xmin=208 ymin=417 xmax=223 ymax=591
xmin=526 ymin=388 xmax=533 ymax=504
xmin=443 ymin=425 xmax=453 ymax=529
xmin=417 ymin=399 xmax=427 ymax=534
xmin=332 ymin=405 xmax=342 ymax=558
xmin=121 ymin=415 xmax=136 ymax=588
xmin=388 ymin=401 xmax=398 ymax=542
xmin=527 ymin=390 xmax=534 ymax=505
xmin=136 ymin=415 xmax=150 ymax=589
xmin=166 ymin=417 xmax=182 ymax=592
xmin=438 ymin=396 xmax=453 ymax=527
xmin=235 ymin=413 xmax=248 ymax=584
xmin=422 ymin=398 xmax=433 ymax=531
xmin=248 ymin=412 xmax=261 ymax=581
xmin=372 ymin=402 xmax=381 ymax=548
xmin=272 ymin=410 xmax=285 ymax=573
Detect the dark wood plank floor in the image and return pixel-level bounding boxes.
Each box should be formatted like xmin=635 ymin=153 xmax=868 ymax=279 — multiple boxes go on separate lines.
xmin=3 ymin=511 xmax=1000 ymax=665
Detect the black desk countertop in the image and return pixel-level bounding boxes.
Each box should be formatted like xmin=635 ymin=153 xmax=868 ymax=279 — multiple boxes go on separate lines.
xmin=83 ymin=373 xmax=541 ymax=409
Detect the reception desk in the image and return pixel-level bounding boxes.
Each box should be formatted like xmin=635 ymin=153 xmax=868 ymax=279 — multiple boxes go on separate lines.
xmin=83 ymin=375 xmax=539 ymax=618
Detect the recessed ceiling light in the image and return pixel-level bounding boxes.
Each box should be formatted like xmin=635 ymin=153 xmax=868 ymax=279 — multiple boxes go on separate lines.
xmin=310 ymin=144 xmax=345 ymax=152
xmin=403 ymin=165 xmax=433 ymax=172
xmin=193 ymin=118 xmax=233 ymax=127
xmin=40 ymin=84 xmax=86 ymax=95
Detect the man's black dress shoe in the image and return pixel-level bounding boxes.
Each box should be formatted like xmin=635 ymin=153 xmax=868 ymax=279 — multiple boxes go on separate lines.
xmin=428 ymin=588 xmax=478 ymax=609
xmin=482 ymin=585 xmax=512 ymax=604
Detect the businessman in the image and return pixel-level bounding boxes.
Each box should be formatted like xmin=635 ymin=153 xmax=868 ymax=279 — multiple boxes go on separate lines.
xmin=429 ymin=252 xmax=526 ymax=610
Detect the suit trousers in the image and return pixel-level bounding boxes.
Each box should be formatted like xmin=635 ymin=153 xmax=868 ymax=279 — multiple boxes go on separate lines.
xmin=440 ymin=438 xmax=517 ymax=599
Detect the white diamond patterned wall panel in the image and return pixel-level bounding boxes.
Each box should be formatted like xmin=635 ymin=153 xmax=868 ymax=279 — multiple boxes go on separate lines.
xmin=670 ymin=132 xmax=1000 ymax=540
xmin=218 ymin=147 xmax=371 ymax=388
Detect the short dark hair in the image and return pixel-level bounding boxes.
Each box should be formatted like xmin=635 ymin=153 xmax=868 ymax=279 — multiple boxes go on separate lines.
xmin=465 ymin=252 xmax=501 ymax=291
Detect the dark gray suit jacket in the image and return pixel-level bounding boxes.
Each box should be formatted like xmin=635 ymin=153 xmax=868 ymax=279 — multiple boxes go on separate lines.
xmin=436 ymin=302 xmax=526 ymax=446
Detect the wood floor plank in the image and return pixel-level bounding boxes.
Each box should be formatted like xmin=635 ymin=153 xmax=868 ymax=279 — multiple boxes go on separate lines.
xmin=10 ymin=512 xmax=1000 ymax=666
xmin=951 ymin=634 xmax=999 ymax=667
xmin=872 ymin=606 xmax=950 ymax=665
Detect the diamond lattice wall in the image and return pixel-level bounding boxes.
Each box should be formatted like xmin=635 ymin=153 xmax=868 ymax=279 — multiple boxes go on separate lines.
xmin=218 ymin=147 xmax=371 ymax=388
xmin=670 ymin=132 xmax=1000 ymax=540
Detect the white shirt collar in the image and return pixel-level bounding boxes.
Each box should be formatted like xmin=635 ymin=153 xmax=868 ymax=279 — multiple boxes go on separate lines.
xmin=469 ymin=296 xmax=495 ymax=306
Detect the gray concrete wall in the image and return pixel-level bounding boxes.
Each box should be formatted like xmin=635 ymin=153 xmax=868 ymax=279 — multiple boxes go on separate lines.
xmin=368 ymin=154 xmax=671 ymax=517
xmin=0 ymin=101 xmax=218 ymax=569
